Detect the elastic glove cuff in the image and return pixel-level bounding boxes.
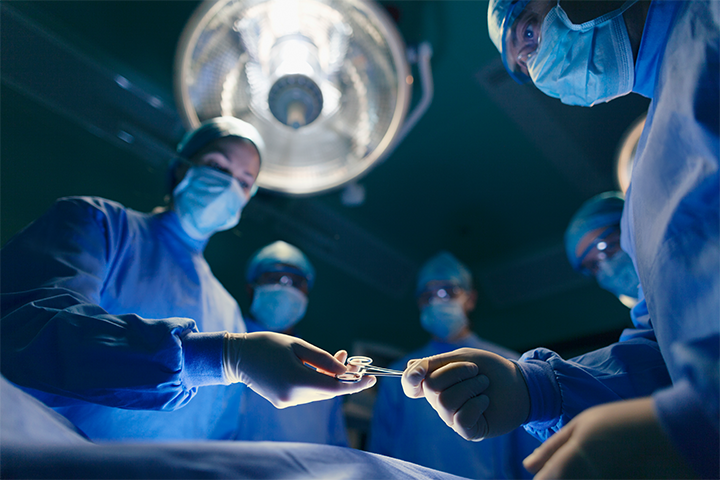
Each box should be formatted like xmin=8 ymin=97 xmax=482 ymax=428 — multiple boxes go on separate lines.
xmin=222 ymin=332 xmax=247 ymax=384
xmin=181 ymin=331 xmax=227 ymax=388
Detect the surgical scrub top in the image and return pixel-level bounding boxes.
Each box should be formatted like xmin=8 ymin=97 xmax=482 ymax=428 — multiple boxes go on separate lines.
xmin=0 ymin=196 xmax=247 ymax=441
xmin=233 ymin=319 xmax=349 ymax=446
xmin=516 ymin=2 xmax=720 ymax=477
xmin=368 ymin=333 xmax=540 ymax=479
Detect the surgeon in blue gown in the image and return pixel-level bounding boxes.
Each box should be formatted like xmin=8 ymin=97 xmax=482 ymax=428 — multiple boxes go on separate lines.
xmin=565 ymin=191 xmax=640 ymax=308
xmin=403 ymin=1 xmax=719 ymax=478
xmin=0 ymin=116 xmax=374 ymax=441
xmin=368 ymin=252 xmax=539 ymax=479
xmin=234 ymin=241 xmax=349 ymax=446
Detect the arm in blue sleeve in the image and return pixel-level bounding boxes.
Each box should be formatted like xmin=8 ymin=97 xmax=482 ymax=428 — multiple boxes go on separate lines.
xmin=517 ymin=336 xmax=672 ymax=441
xmin=367 ymin=376 xmax=401 ymax=455
xmin=328 ymin=397 xmax=350 ymax=447
xmin=0 ymin=198 xmax=225 ymax=410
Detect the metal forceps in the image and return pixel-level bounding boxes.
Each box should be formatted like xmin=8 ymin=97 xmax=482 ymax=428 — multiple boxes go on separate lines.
xmin=336 ymin=356 xmax=404 ymax=382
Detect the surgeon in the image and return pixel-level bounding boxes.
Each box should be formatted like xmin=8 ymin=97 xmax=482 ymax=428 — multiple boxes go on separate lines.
xmin=368 ymin=252 xmax=539 ymax=479
xmin=234 ymin=241 xmax=349 ymax=446
xmin=565 ymin=191 xmax=639 ymax=308
xmin=402 ymin=1 xmax=718 ymax=478
xmin=0 ymin=116 xmax=374 ymax=441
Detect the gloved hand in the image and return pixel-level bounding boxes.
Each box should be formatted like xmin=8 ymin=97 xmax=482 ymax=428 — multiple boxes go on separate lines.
xmin=523 ymin=397 xmax=696 ymax=479
xmin=402 ymin=347 xmax=529 ymax=441
xmin=223 ymin=332 xmax=376 ymax=408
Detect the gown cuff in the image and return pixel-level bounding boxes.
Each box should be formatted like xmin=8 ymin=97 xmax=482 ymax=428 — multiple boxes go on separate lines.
xmin=180 ymin=331 xmax=227 ymax=388
xmin=514 ymin=359 xmax=562 ymax=428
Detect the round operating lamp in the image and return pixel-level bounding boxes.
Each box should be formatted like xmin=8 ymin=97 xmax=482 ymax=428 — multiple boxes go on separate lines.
xmin=615 ymin=113 xmax=646 ymax=194
xmin=175 ymin=0 xmax=412 ymax=196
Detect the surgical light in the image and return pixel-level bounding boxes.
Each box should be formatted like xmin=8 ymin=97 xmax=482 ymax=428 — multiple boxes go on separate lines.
xmin=175 ymin=0 xmax=427 ymax=196
xmin=615 ymin=113 xmax=646 ymax=194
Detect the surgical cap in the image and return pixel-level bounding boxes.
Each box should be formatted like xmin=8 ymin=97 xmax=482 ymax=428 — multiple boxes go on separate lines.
xmin=487 ymin=0 xmax=531 ymax=83
xmin=416 ymin=251 xmax=472 ymax=295
xmin=564 ymin=192 xmax=625 ymax=271
xmin=246 ymin=241 xmax=315 ymax=290
xmin=177 ymin=116 xmax=266 ymax=163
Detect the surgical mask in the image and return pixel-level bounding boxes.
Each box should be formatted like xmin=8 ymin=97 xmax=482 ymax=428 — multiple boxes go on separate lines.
xmin=527 ymin=0 xmax=637 ymax=106
xmin=250 ymin=284 xmax=308 ymax=331
xmin=173 ymin=166 xmax=247 ymax=240
xmin=596 ymin=251 xmax=640 ymax=300
xmin=420 ymin=299 xmax=469 ymax=341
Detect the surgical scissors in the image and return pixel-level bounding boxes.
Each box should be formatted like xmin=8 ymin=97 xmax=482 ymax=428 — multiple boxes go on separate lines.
xmin=336 ymin=356 xmax=404 ymax=382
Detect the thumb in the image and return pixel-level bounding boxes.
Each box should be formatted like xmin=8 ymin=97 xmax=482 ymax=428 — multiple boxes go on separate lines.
xmin=293 ymin=340 xmax=347 ymax=375
xmin=402 ymin=358 xmax=429 ymax=398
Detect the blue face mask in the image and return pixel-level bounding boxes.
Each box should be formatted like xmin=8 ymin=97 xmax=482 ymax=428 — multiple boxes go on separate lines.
xmin=173 ymin=166 xmax=248 ymax=240
xmin=420 ymin=299 xmax=469 ymax=341
xmin=250 ymin=284 xmax=308 ymax=332
xmin=527 ymin=1 xmax=637 ymax=106
xmin=596 ymin=251 xmax=640 ymax=300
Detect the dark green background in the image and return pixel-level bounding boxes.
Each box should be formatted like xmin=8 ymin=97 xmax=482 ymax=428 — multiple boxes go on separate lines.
xmin=1 ymin=1 xmax=649 ymax=360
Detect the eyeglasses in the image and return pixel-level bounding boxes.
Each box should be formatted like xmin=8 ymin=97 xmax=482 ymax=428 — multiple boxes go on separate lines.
xmin=502 ymin=1 xmax=544 ymax=82
xmin=254 ymin=271 xmax=309 ymax=293
xmin=417 ymin=284 xmax=465 ymax=308
xmin=578 ymin=227 xmax=623 ymax=276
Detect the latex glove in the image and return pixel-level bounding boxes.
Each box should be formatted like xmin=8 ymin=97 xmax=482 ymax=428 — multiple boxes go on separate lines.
xmin=402 ymin=347 xmax=530 ymax=441
xmin=223 ymin=332 xmax=376 ymax=408
xmin=523 ymin=397 xmax=697 ymax=479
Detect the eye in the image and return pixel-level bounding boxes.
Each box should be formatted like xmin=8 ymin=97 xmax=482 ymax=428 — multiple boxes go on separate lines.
xmin=207 ymin=162 xmax=231 ymax=176
xmin=524 ymin=24 xmax=534 ymax=40
xmin=238 ymin=179 xmax=251 ymax=191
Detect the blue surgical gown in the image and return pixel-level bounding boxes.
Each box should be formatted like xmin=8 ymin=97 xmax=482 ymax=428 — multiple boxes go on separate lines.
xmin=0 ymin=196 xmax=247 ymax=440
xmin=368 ymin=333 xmax=540 ymax=479
xmin=233 ymin=318 xmax=349 ymax=446
xmin=517 ymin=2 xmax=720 ymax=477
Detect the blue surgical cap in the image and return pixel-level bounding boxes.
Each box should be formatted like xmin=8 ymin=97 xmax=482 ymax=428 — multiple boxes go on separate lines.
xmin=564 ymin=192 xmax=625 ymax=271
xmin=416 ymin=251 xmax=472 ymax=295
xmin=487 ymin=0 xmax=532 ymax=84
xmin=177 ymin=116 xmax=266 ymax=163
xmin=246 ymin=241 xmax=315 ymax=290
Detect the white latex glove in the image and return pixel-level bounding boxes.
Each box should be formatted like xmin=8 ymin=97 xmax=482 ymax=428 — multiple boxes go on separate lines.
xmin=223 ymin=332 xmax=376 ymax=408
xmin=523 ymin=397 xmax=697 ymax=479
xmin=402 ymin=347 xmax=529 ymax=441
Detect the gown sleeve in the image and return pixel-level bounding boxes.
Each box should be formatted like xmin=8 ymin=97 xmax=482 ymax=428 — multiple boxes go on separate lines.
xmin=516 ymin=327 xmax=672 ymax=441
xmin=0 ymin=197 xmax=225 ymax=411
xmin=367 ymin=374 xmax=402 ymax=456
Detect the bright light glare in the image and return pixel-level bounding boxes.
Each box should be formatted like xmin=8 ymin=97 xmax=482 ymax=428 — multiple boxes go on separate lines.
xmin=176 ymin=0 xmax=410 ymax=194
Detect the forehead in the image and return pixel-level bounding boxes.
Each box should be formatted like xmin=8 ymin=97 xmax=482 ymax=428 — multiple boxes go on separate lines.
xmin=420 ymin=280 xmax=461 ymax=292
xmin=198 ymin=137 xmax=260 ymax=171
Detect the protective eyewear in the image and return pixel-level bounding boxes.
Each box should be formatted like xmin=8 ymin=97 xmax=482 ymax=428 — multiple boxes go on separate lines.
xmin=578 ymin=227 xmax=623 ymax=276
xmin=254 ymin=270 xmax=309 ymax=293
xmin=417 ymin=284 xmax=465 ymax=308
xmin=501 ymin=0 xmax=539 ymax=83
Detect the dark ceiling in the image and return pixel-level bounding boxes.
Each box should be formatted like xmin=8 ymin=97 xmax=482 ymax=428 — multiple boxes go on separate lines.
xmin=1 ymin=1 xmax=651 ymax=360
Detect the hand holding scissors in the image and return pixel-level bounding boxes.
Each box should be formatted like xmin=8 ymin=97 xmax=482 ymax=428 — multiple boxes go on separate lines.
xmin=336 ymin=356 xmax=404 ymax=383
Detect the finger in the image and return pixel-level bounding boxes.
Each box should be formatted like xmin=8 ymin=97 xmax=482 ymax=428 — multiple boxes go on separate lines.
xmin=293 ymin=341 xmax=347 ymax=375
xmin=432 ymin=374 xmax=489 ymax=425
xmin=406 ymin=358 xmax=421 ymax=369
xmin=334 ymin=350 xmax=348 ymax=364
xmin=402 ymin=358 xmax=429 ymax=398
xmin=424 ymin=349 xmax=480 ymax=372
xmin=523 ymin=420 xmax=576 ymax=474
xmin=295 ymin=360 xmax=378 ymax=392
xmin=532 ymin=437 xmax=592 ymax=480
xmin=453 ymin=394 xmax=490 ymax=441
xmin=424 ymin=362 xmax=479 ymax=392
